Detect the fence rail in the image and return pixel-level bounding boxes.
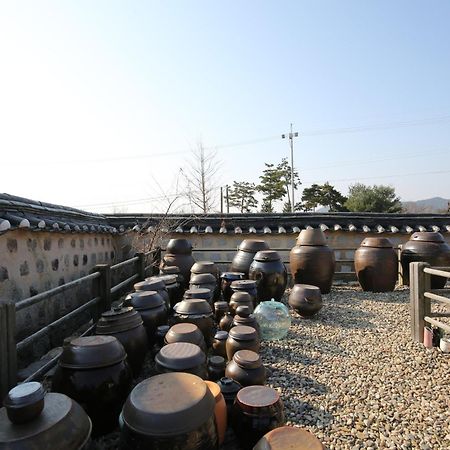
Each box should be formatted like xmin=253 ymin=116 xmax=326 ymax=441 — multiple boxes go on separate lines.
xmin=0 ymin=249 xmax=160 ymax=401
xmin=410 ymin=262 xmax=450 ymax=343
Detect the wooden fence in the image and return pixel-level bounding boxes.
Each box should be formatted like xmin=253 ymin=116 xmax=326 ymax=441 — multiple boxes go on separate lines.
xmin=410 ymin=262 xmax=450 ymax=343
xmin=0 ymin=249 xmax=160 ymax=400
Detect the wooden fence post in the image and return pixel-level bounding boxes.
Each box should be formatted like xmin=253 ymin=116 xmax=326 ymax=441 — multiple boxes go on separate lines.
xmin=153 ymin=247 xmax=162 ymax=276
xmin=410 ymin=262 xmax=430 ymax=342
xmin=397 ymin=245 xmax=403 ymax=287
xmin=0 ymin=299 xmax=17 ymax=402
xmin=135 ymin=253 xmax=146 ymax=281
xmin=94 ymin=264 xmax=111 ymax=316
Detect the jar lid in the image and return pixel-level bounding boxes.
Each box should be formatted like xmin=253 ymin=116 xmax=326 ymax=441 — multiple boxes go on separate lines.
xmin=361 ymin=237 xmax=393 ymax=248
xmin=166 ymin=238 xmax=193 ymax=254
xmin=189 ymin=273 xmax=217 ymax=284
xmin=410 ymin=231 xmax=445 ymax=243
xmin=121 ymin=373 xmax=214 ymax=436
xmin=126 ymin=291 xmax=165 ymax=310
xmin=236 ymin=385 xmax=280 ymax=410
xmin=173 ymin=299 xmax=212 ymax=315
xmin=209 ymin=355 xmax=226 ymax=369
xmin=238 ymin=239 xmax=270 ymax=253
xmin=165 ymin=323 xmax=204 ymax=346
xmin=231 ymin=280 xmax=257 ymax=290
xmin=160 ymin=265 xmax=181 ymax=275
xmin=155 ymin=342 xmax=205 ymax=370
xmin=156 ymin=325 xmax=170 ymax=336
xmin=95 ymin=306 xmax=143 ymax=334
xmin=296 ymin=228 xmax=327 ymax=246
xmin=191 ymin=261 xmax=217 ymax=274
xmin=230 ymin=291 xmax=254 ymax=303
xmin=233 ymin=349 xmax=262 ymax=369
xmin=214 ymin=301 xmax=229 ymax=311
xmin=3 ymin=382 xmax=45 ymax=409
xmin=217 ymin=377 xmax=242 ymax=395
xmin=184 ymin=287 xmax=211 ymax=299
xmin=253 ymin=250 xmax=281 ymax=262
xmin=143 ymin=277 xmax=166 ymax=291
xmin=235 ymin=306 xmax=251 ymax=318
xmin=229 ymin=325 xmax=258 ymax=341
xmin=214 ymin=330 xmax=228 ymax=340
xmin=220 ymin=272 xmax=245 ymax=280
xmin=157 ymin=274 xmax=177 ymax=285
xmin=58 ymin=336 xmax=126 ymax=369
xmin=253 ymin=426 xmax=324 ymax=450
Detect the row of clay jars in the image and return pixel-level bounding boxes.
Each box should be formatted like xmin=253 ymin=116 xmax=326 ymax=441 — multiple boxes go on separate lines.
xmin=160 ymin=238 xmax=195 ymax=288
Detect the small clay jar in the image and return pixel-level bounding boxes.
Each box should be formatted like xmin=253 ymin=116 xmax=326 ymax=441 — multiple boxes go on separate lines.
xmin=221 ymin=272 xmax=245 ymax=302
xmin=232 ymin=306 xmax=261 ymax=336
xmin=253 ymin=426 xmax=324 ymax=450
xmin=216 ymin=377 xmax=242 ymax=417
xmin=219 ymin=312 xmax=234 ymax=332
xmin=207 ymin=356 xmax=226 ymax=381
xmin=183 ymin=287 xmax=213 ymax=305
xmin=225 ymin=350 xmax=266 ymax=387
xmin=165 ymin=323 xmax=207 ymax=353
xmin=205 ymin=380 xmax=227 ymax=446
xmin=231 ymin=280 xmax=257 ymax=306
xmin=229 ymin=291 xmax=254 ymax=315
xmin=226 ymin=325 xmax=260 ymax=361
xmin=214 ymin=301 xmax=229 ymax=323
xmin=288 ymin=284 xmax=323 ymax=317
xmin=212 ymin=330 xmax=228 ymax=359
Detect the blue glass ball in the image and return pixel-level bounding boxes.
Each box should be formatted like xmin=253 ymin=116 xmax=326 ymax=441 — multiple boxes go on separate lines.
xmin=254 ymin=299 xmax=291 ymax=341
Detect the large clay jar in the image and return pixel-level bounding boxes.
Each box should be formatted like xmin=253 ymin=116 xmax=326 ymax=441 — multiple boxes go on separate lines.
xmin=230 ymin=281 xmax=258 ymax=308
xmin=354 ymin=237 xmax=397 ymax=292
xmin=289 ymin=284 xmax=323 ymax=317
xmin=289 ymin=229 xmax=335 ymax=294
xmin=249 ymin=251 xmax=287 ymax=303
xmin=0 ymin=384 xmax=92 ymax=450
xmin=172 ymin=298 xmax=215 ymax=347
xmin=191 ymin=261 xmax=220 ymax=293
xmin=165 ymin=323 xmax=206 ymax=353
xmin=232 ymin=306 xmax=260 ymax=336
xmin=161 ymin=239 xmax=195 ymax=288
xmin=231 ymin=240 xmax=270 ymax=276
xmin=124 ymin=291 xmax=168 ymax=345
xmin=95 ymin=306 xmax=148 ymax=376
xmin=220 ymin=272 xmax=245 ymax=302
xmin=119 ymin=373 xmax=218 ymax=450
xmin=229 ymin=291 xmax=255 ymax=315
xmin=253 ymin=426 xmax=324 ymax=450
xmin=401 ymin=232 xmax=450 ymax=289
xmin=135 ymin=278 xmax=170 ymax=309
xmin=226 ymin=325 xmax=260 ymax=360
xmin=231 ymin=385 xmax=285 ymax=450
xmin=189 ymin=274 xmax=216 ymax=304
xmin=52 ymin=335 xmax=132 ymax=436
xmin=225 ymin=350 xmax=266 ymax=387
xmin=205 ymin=380 xmax=227 ymax=446
xmin=217 ymin=377 xmax=242 ymax=417
xmin=156 ymin=274 xmax=182 ymax=308
xmin=155 ymin=342 xmax=207 ymax=379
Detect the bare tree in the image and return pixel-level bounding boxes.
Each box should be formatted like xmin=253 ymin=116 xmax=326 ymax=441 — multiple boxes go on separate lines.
xmin=181 ymin=142 xmax=220 ymax=214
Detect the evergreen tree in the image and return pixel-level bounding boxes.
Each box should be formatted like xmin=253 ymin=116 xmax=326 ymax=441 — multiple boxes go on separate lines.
xmin=345 ymin=183 xmax=402 ymax=213
xmin=228 ymin=181 xmax=258 ymax=213
xmin=257 ymin=163 xmax=286 ymax=212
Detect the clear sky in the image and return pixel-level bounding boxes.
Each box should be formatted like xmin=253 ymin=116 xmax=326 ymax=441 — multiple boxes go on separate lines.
xmin=1 ymin=1 xmax=450 ymax=213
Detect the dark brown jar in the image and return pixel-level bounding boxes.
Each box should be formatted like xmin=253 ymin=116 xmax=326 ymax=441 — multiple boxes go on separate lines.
xmin=232 ymin=306 xmax=260 ymax=336
xmin=52 ymin=336 xmax=132 ymax=437
xmin=401 ymin=232 xmax=450 ymax=288
xmin=249 ymin=251 xmax=287 ymax=303
xmin=119 ymin=372 xmax=218 ymax=450
xmin=231 ymin=280 xmax=258 ymax=307
xmin=0 ymin=385 xmax=92 ymax=450
xmin=142 ymin=277 xmax=171 ymax=309
xmin=253 ymin=426 xmax=324 ymax=450
xmin=219 ymin=312 xmax=234 ymax=332
xmin=124 ymin=291 xmax=168 ymax=345
xmin=290 ymin=229 xmax=335 ymax=294
xmin=226 ymin=325 xmax=260 ymax=360
xmin=184 ymin=287 xmax=213 ymax=305
xmin=229 ymin=289 xmax=255 ymax=314
xmin=155 ymin=342 xmax=207 ymax=379
xmin=288 ymin=284 xmax=323 ymax=317
xmin=230 ymin=240 xmax=270 ymax=277
xmin=231 ymin=385 xmax=285 ymax=450
xmin=160 ymin=265 xmax=185 ymax=299
xmin=156 ymin=274 xmax=182 ymax=308
xmin=214 ymin=301 xmax=229 ymax=323
xmin=191 ymin=261 xmax=220 ymax=300
xmin=165 ymin=323 xmax=207 ymax=353
xmin=225 ymin=350 xmax=266 ymax=387
xmin=173 ymin=298 xmax=215 ymax=347
xmin=152 ymin=325 xmax=170 ymax=357
xmin=212 ymin=330 xmax=228 ymax=359
xmin=161 ymin=239 xmax=195 ymax=288
xmin=217 ymin=377 xmax=242 ymax=417
xmin=95 ymin=306 xmax=148 ymax=376
xmin=354 ymin=237 xmax=398 ymax=292
xmin=189 ymin=274 xmax=216 ymax=304
xmin=208 ymin=356 xmax=226 ymax=381
xmin=221 ymin=272 xmax=245 ymax=302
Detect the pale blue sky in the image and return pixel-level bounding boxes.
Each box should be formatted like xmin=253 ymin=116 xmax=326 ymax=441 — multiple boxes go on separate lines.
xmin=1 ymin=1 xmax=450 ymax=212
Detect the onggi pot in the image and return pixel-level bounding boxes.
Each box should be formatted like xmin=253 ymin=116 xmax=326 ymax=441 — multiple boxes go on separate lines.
xmin=230 ymin=240 xmax=270 ymax=277
xmin=288 ymin=284 xmax=323 ymax=317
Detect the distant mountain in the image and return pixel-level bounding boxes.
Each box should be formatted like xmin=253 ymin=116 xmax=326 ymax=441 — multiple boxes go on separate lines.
xmin=402 ymin=197 xmax=449 ymax=213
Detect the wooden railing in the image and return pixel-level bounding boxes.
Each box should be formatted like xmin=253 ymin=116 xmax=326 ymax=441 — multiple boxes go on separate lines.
xmin=0 ymin=249 xmax=160 ymax=400
xmin=410 ymin=262 xmax=450 ymax=343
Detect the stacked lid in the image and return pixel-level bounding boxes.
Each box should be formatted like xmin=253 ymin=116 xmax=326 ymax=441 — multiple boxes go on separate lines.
xmin=155 ymin=342 xmax=205 ymax=371
xmin=95 ymin=306 xmax=143 ymax=334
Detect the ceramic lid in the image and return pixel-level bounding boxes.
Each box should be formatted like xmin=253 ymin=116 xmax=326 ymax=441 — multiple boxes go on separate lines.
xmin=166 ymin=238 xmax=193 ymax=255
xmin=58 ymin=335 xmax=126 ymax=369
xmin=155 ymin=342 xmax=206 ymax=370
xmin=254 ymin=426 xmax=324 ymax=450
xmin=0 ymin=393 xmax=92 ymax=449
xmin=160 ymin=265 xmax=181 ymax=275
xmin=174 ymin=298 xmax=212 ymax=315
xmin=208 ymin=356 xmax=226 ymax=369
xmin=183 ymin=288 xmax=211 ymax=299
xmin=361 ymin=237 xmax=393 ymax=248
xmin=214 ymin=301 xmax=229 ymax=311
xmin=189 ymin=273 xmax=217 ymax=284
xmin=236 ymin=386 xmax=280 ymax=410
xmin=165 ymin=323 xmax=204 ymax=346
xmin=3 ymin=382 xmax=45 ymax=409
xmin=126 ymin=291 xmax=165 ymax=310
xmin=291 ymin=284 xmax=322 ymax=295
xmin=410 ymin=231 xmax=445 ymax=243
xmin=143 ymin=277 xmax=166 ymax=291
xmin=253 ymin=250 xmax=281 ymax=262
xmin=238 ymin=239 xmax=270 ymax=253
xmin=296 ymin=228 xmax=327 ymax=246
xmin=157 ymin=274 xmax=177 ymax=286
xmin=121 ymin=373 xmax=214 ymax=436
xmin=191 ymin=261 xmax=217 ymax=274
xmin=214 ymin=330 xmax=228 ymax=340
xmin=235 ymin=306 xmax=251 ymax=318
xmin=231 ymin=280 xmax=257 ymax=290
xmin=95 ymin=306 xmax=143 ymax=334
xmin=233 ymin=350 xmax=262 ymax=369
xmin=230 ymin=291 xmax=254 ymax=303
xmin=228 ymin=325 xmax=258 ymax=341
xmin=220 ymin=272 xmax=245 ymax=280
xmin=217 ymin=377 xmax=242 ymax=395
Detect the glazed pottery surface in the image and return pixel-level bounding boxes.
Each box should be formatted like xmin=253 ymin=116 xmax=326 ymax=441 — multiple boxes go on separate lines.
xmin=205 ymin=380 xmax=227 ymax=446
xmin=161 ymin=253 xmax=195 ymax=288
xmin=229 ymin=290 xmax=255 ymax=315
xmin=212 ymin=330 xmax=228 ymax=360
xmin=288 ymin=284 xmax=323 ymax=317
xmin=216 ymin=377 xmax=242 ymax=417
xmin=165 ymin=323 xmax=206 ymax=352
xmin=230 ymin=240 xmax=270 ymax=276
xmin=253 ymin=426 xmax=324 ymax=450
xmin=220 ymin=272 xmax=245 ymax=301
xmin=225 ymin=350 xmax=266 ymax=387
xmin=226 ymin=325 xmax=260 ymax=360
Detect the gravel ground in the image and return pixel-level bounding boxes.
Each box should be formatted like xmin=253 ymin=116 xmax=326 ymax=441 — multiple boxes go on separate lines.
xmin=90 ymin=286 xmax=449 ymax=449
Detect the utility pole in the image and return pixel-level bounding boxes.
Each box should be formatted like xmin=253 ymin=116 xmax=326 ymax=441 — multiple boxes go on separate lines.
xmin=226 ymin=185 xmax=230 ymax=213
xmin=281 ymin=123 xmax=299 ymax=213
xmin=220 ymin=187 xmax=223 ymax=213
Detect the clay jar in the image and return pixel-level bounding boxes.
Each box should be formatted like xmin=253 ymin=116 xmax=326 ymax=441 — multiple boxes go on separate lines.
xmin=214 ymin=301 xmax=229 ymax=323
xmin=354 ymin=237 xmax=398 ymax=292
xmin=124 ymin=291 xmax=168 ymax=345
xmin=231 ymin=385 xmax=285 ymax=450
xmin=165 ymin=323 xmax=206 ymax=353
xmin=205 ymin=380 xmax=227 ymax=446
xmin=231 ymin=239 xmax=270 ymax=277
xmin=157 ymin=274 xmax=181 ymax=308
xmin=401 ymin=232 xmax=450 ymax=288
xmin=212 ymin=330 xmax=228 ymax=359
xmin=226 ymin=325 xmax=260 ymax=360
xmin=95 ymin=306 xmax=148 ymax=376
xmin=232 ymin=306 xmax=260 ymax=336
xmin=52 ymin=335 xmax=132 ymax=436
xmin=0 ymin=385 xmax=92 ymax=450
xmin=253 ymin=426 xmax=324 ymax=450
xmin=191 ymin=261 xmax=220 ymax=300
xmin=225 ymin=350 xmax=266 ymax=387
xmin=289 ymin=284 xmax=323 ymax=317
xmin=160 ymin=265 xmax=185 ymax=301
xmin=155 ymin=342 xmax=207 ymax=379
xmin=217 ymin=377 xmax=242 ymax=417
xmin=172 ymin=298 xmax=215 ymax=347
xmin=183 ymin=287 xmax=213 ymax=305
xmin=207 ymin=356 xmax=226 ymax=381
xmin=219 ymin=312 xmax=234 ymax=332
xmin=220 ymin=272 xmax=245 ymax=302
xmin=229 ymin=288 xmax=256 ymax=313
xmin=119 ymin=373 xmax=218 ymax=450
xmin=289 ymin=229 xmax=335 ymax=294
xmin=135 ymin=278 xmax=170 ymax=309
xmin=189 ymin=274 xmax=216 ymax=304
xmin=161 ymin=238 xmax=195 ymax=288
xmin=249 ymin=250 xmax=287 ymax=303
